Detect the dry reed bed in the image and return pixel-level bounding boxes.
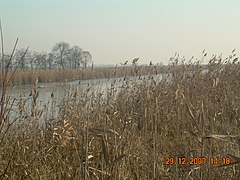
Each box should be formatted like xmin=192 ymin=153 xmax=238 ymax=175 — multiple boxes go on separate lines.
xmin=0 ymin=66 xmax=159 ymax=86
xmin=1 ymin=56 xmax=240 ymax=179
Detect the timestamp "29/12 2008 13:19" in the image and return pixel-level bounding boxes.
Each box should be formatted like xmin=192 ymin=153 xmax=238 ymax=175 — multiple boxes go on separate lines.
xmin=164 ymin=157 xmax=231 ymax=165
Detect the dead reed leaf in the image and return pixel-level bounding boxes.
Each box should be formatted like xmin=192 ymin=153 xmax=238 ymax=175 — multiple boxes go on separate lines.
xmin=101 ymin=135 xmax=109 ymax=165
xmin=79 ymin=127 xmax=119 ymax=137
xmin=203 ymin=134 xmax=240 ymax=145
xmin=188 ymin=130 xmax=202 ymax=143
xmin=88 ymin=166 xmax=110 ymax=176
xmin=186 ymin=103 xmax=199 ymax=131
xmin=111 ymin=154 xmax=126 ymax=165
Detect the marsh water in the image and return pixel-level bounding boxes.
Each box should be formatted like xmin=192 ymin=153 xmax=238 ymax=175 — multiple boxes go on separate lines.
xmin=3 ymin=74 xmax=164 ymax=119
xmin=8 ymin=74 xmax=164 ymax=102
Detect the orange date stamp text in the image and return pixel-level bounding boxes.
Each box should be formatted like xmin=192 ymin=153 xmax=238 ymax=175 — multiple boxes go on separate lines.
xmin=164 ymin=157 xmax=231 ymax=165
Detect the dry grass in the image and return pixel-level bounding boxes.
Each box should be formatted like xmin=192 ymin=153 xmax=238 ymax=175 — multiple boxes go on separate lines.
xmin=1 ymin=54 xmax=240 ymax=179
xmin=0 ymin=65 xmax=160 ymax=86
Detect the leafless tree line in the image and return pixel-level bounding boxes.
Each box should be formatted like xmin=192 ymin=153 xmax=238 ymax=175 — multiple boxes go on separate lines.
xmin=1 ymin=41 xmax=92 ymax=70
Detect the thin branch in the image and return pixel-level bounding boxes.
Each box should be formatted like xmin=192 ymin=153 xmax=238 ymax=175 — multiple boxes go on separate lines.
xmin=0 ymin=19 xmax=4 ymax=87
xmin=7 ymin=47 xmax=29 ymax=85
xmin=7 ymin=38 xmax=18 ymax=68
xmin=3 ymin=38 xmax=18 ymax=86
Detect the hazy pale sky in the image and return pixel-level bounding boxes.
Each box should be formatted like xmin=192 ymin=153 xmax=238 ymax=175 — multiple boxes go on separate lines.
xmin=1 ymin=0 xmax=240 ymax=65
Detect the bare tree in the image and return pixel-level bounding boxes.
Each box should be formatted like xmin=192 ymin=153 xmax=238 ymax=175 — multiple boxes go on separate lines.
xmin=10 ymin=41 xmax=92 ymax=70
xmin=67 ymin=45 xmax=83 ymax=69
xmin=0 ymin=54 xmax=11 ymax=70
xmin=28 ymin=51 xmax=38 ymax=70
xmin=82 ymin=51 xmax=92 ymax=69
xmin=46 ymin=52 xmax=55 ymax=70
xmin=14 ymin=49 xmax=31 ymax=70
xmin=34 ymin=52 xmax=47 ymax=70
xmin=41 ymin=53 xmax=48 ymax=70
xmin=52 ymin=42 xmax=70 ymax=69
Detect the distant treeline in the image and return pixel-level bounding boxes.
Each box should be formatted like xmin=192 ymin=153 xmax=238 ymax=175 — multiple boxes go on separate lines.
xmin=1 ymin=41 xmax=92 ymax=71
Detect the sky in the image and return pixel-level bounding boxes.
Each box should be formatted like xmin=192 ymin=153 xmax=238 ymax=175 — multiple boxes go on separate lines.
xmin=1 ymin=0 xmax=240 ymax=65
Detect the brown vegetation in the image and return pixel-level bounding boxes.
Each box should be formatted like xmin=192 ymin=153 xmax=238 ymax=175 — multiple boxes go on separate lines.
xmin=0 ymin=53 xmax=240 ymax=179
xmin=0 ymin=65 xmax=161 ymax=86
xmin=1 ymin=52 xmax=240 ymax=179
